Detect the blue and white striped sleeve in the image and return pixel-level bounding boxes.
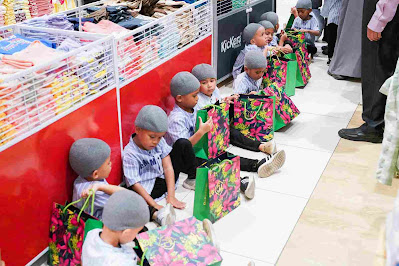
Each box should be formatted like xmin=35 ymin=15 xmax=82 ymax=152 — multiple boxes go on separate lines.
xmin=123 ymin=154 xmax=141 ymax=188
xmin=159 ymin=138 xmax=172 ymax=158
xmin=291 ymin=17 xmax=301 ymax=29
xmin=311 ymin=17 xmax=320 ymax=31
xmin=233 ymin=75 xmax=249 ymax=94
xmin=232 ymin=50 xmax=245 ymax=79
xmin=167 ymin=116 xmax=191 ymax=145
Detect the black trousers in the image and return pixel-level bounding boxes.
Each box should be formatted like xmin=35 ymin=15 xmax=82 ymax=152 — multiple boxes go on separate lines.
xmin=230 ymin=127 xmax=261 ymax=152
xmin=306 ymin=42 xmax=318 ymax=57
xmin=361 ymin=0 xmax=399 ymax=131
xmin=326 ymin=23 xmax=338 ymax=59
xmin=169 ymin=138 xmax=260 ymax=182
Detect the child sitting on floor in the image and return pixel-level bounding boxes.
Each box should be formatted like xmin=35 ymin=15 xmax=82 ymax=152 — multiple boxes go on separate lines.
xmin=70 ymin=138 xmax=174 ymax=226
xmin=192 ymin=63 xmax=286 ymax=198
xmin=123 ymin=105 xmax=189 ymax=212
xmin=233 ymin=50 xmax=267 ymax=95
xmin=291 ymin=0 xmax=320 ymax=57
xmin=260 ymin=11 xmax=293 ymax=54
xmin=232 ymin=23 xmax=267 ymax=79
xmin=165 ymin=72 xmax=285 ymax=194
xmin=82 ymin=190 xmax=149 ymax=265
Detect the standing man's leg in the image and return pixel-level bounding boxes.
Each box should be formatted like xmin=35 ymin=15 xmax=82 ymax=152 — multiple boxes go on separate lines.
xmin=327 ymin=23 xmax=338 ymax=64
xmin=338 ymin=0 xmax=399 ymax=143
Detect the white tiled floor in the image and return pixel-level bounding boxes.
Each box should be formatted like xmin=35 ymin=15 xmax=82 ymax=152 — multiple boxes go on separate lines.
xmin=159 ymin=51 xmax=362 ymax=265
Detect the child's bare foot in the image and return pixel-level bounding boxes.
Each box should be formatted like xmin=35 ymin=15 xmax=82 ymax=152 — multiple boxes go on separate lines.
xmin=259 ymin=140 xmax=276 ymax=155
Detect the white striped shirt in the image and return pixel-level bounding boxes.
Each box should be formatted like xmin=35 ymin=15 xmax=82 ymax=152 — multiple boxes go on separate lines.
xmin=123 ymin=134 xmax=172 ymax=199
xmin=232 ymin=44 xmax=265 ymax=79
xmin=270 ymin=35 xmax=279 ymax=46
xmin=165 ymin=104 xmax=196 ymax=146
xmin=233 ymin=72 xmax=262 ymax=94
xmin=195 ymin=87 xmax=221 ymax=111
xmin=292 ymin=15 xmax=320 ymax=45
xmin=326 ymin=0 xmax=342 ymax=26
xmin=72 ymin=177 xmax=110 ymax=219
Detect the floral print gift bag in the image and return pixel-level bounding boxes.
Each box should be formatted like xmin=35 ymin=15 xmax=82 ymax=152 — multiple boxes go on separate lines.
xmin=194 ymin=102 xmax=230 ymax=160
xmin=194 ymin=153 xmax=241 ymax=223
xmin=48 ymin=193 xmax=98 ymax=266
xmin=136 ymin=217 xmax=222 ymax=266
xmin=232 ymin=94 xmax=275 ymax=142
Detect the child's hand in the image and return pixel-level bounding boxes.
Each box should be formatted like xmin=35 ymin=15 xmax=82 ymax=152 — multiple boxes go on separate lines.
xmin=299 ymin=29 xmax=308 ymax=33
xmin=291 ymin=7 xmax=298 ymax=17
xmin=222 ymin=95 xmax=236 ymax=104
xmin=81 ymin=184 xmax=99 ymax=198
xmin=282 ymin=45 xmax=293 ymax=54
xmin=198 ymin=117 xmax=213 ymax=133
xmin=249 ymin=91 xmax=258 ymax=95
xmin=280 ymin=33 xmax=288 ymax=42
xmin=153 ymin=203 xmax=163 ymax=211
xmin=167 ymin=195 xmax=186 ymax=209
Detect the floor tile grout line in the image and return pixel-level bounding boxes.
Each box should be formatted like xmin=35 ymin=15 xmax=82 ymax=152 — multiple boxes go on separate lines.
xmin=274 ymin=104 xmax=360 ymax=264
xmin=273 ymin=142 xmax=335 ymax=154
xmin=220 ymin=249 xmax=275 ymax=265
xmin=296 ymin=110 xmax=359 ymax=120
xmin=254 ymin=187 xmax=309 ymax=200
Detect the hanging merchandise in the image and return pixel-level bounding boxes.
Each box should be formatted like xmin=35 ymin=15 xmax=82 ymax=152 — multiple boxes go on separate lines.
xmin=194 ymin=153 xmax=241 ymax=223
xmin=232 ymin=94 xmax=275 ymax=142
xmin=136 ymin=217 xmax=223 ymax=266
xmin=194 ymin=102 xmax=230 ymax=160
xmin=3 ymin=0 xmax=16 ymax=25
xmin=261 ymin=83 xmax=300 ymax=131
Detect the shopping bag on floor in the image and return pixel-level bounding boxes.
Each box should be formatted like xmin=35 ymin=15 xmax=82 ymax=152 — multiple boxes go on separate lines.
xmin=284 ymin=53 xmax=305 ymax=87
xmin=285 ymin=29 xmax=306 ymax=50
xmin=264 ymin=55 xmax=297 ymax=96
xmin=261 ymin=82 xmax=300 ymax=131
xmin=295 ymin=45 xmax=312 ymax=85
xmin=194 ymin=153 xmax=241 ymax=223
xmin=136 ymin=216 xmax=223 ymax=266
xmin=194 ymin=102 xmax=230 ymax=160
xmin=48 ymin=193 xmax=98 ymax=265
xmin=231 ymin=94 xmax=275 ymax=142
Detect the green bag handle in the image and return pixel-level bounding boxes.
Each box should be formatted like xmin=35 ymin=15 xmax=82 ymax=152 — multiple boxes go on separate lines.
xmin=133 ymin=246 xmax=147 ymax=266
xmin=210 ymin=159 xmax=234 ymax=172
xmin=63 ymin=190 xmax=96 ymax=222
xmin=243 ymin=101 xmax=264 ymax=120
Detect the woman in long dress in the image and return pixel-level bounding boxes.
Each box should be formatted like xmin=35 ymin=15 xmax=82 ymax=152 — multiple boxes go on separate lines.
xmin=328 ymin=0 xmax=363 ymax=79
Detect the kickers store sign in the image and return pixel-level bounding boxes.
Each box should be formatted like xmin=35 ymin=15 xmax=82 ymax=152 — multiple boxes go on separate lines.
xmin=220 ymin=33 xmax=242 ymax=53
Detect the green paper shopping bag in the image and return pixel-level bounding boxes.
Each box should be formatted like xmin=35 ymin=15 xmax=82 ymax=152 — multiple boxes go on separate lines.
xmin=194 ymin=153 xmax=241 ymax=223
xmin=285 ymin=53 xmax=305 ymax=88
xmin=48 ymin=193 xmax=98 ymax=265
xmin=232 ymin=94 xmax=276 ymax=142
xmin=285 ymin=14 xmax=295 ymax=30
xmin=264 ymin=55 xmax=297 ymax=97
xmin=137 ymin=217 xmax=222 ymax=265
xmin=194 ymin=102 xmax=230 ymax=160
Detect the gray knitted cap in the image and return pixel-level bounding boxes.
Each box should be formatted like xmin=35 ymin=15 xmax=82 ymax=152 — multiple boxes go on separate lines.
xmin=103 ymin=190 xmax=150 ymax=231
xmin=191 ymin=64 xmax=216 ymax=82
xmin=244 ymin=50 xmax=267 ymax=69
xmin=296 ymin=0 xmax=312 ymax=9
xmin=243 ymin=23 xmax=263 ymax=44
xmin=170 ymin=72 xmax=200 ymax=97
xmin=135 ymin=105 xmax=168 ymax=132
xmin=260 ymin=12 xmax=279 ymax=27
xmin=69 ymin=138 xmax=111 ymax=178
xmin=259 ymin=20 xmax=275 ymax=30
